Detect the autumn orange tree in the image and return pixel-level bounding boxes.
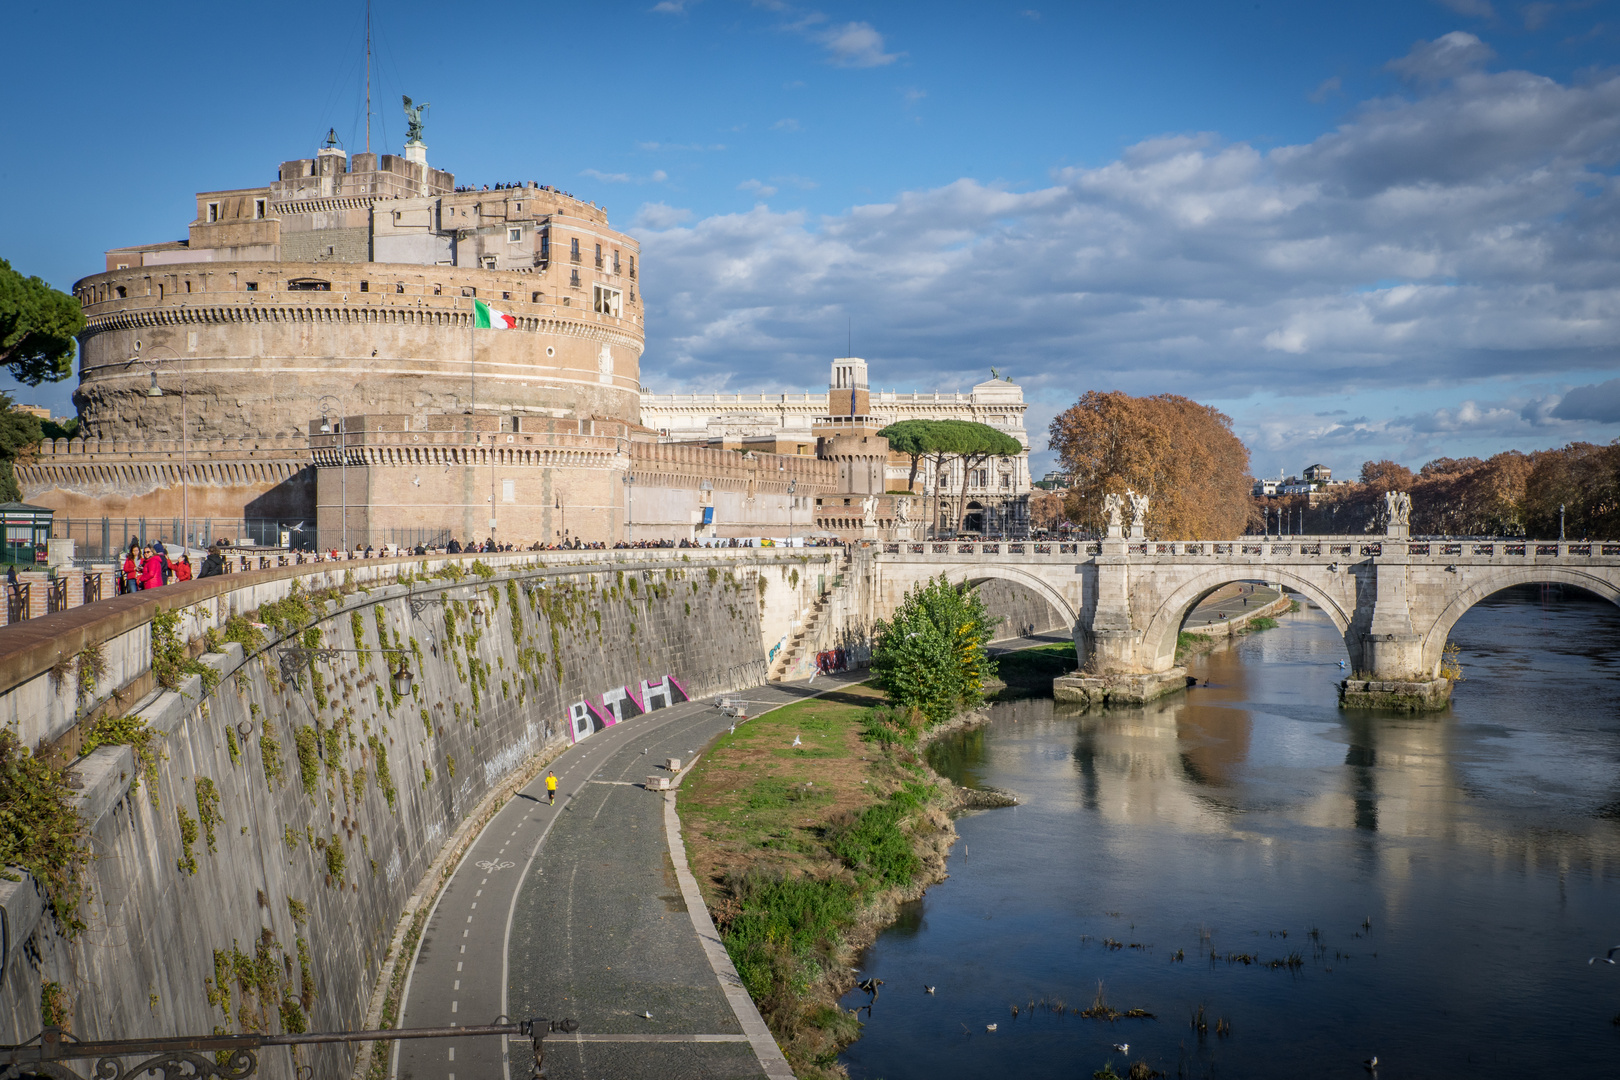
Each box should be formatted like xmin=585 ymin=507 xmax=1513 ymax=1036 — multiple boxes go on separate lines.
xmin=1047 ymin=391 xmax=1253 ymax=539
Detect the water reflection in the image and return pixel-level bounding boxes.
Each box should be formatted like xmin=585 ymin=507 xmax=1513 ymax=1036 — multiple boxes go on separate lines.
xmin=846 ymin=590 xmax=1620 ymax=1080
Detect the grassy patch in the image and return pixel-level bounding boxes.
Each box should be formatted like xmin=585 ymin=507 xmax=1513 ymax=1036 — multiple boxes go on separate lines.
xmin=681 ymin=683 xmax=953 ymax=1078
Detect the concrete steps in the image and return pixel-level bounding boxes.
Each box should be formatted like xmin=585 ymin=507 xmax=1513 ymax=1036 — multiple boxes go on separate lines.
xmin=767 ymin=551 xmax=850 ymax=682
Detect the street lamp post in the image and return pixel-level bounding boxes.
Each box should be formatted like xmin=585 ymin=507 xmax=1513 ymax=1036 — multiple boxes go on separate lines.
xmin=1559 ymin=503 xmax=1566 ymax=541
xmin=130 ymin=344 xmax=188 ymax=552
xmin=787 ymin=479 xmax=797 ymax=545
xmin=622 ymin=473 xmax=634 ymax=545
xmin=317 ymin=395 xmax=347 ymax=553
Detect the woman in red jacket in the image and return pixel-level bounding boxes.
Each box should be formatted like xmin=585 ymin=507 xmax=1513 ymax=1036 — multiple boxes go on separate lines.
xmin=139 ymin=547 xmax=165 ymax=590
xmin=173 ymin=554 xmax=194 ymax=582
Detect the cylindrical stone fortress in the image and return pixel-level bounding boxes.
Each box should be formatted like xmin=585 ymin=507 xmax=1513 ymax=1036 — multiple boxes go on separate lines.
xmin=69 ymin=144 xmax=643 ymax=441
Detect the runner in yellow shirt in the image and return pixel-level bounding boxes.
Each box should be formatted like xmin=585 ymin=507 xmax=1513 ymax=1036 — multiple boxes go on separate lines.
xmin=546 ymin=771 xmax=557 ymax=804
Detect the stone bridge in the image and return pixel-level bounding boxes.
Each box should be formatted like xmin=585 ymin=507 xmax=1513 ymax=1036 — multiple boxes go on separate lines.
xmin=865 ymin=525 xmax=1620 ymax=706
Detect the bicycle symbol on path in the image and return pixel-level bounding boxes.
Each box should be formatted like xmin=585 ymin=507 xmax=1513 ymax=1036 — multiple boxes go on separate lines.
xmin=475 ymin=859 xmax=516 ymax=872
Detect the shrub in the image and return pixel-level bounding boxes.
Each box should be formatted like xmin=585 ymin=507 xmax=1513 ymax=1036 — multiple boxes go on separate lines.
xmin=870 ymin=575 xmax=997 ymax=725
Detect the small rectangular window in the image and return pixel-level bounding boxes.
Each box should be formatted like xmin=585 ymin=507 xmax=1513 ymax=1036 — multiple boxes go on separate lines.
xmin=396 ymin=282 xmax=405 ymax=294
xmin=613 ymin=249 xmax=620 ymax=273
xmin=569 ymin=269 xmax=580 ymax=287
xmin=359 ymin=280 xmax=369 ymax=292
xmin=481 ymin=256 xmax=496 ymax=270
xmin=254 ymin=199 xmax=266 ymax=219
xmin=462 ymin=286 xmax=476 ymax=297
xmin=515 ymin=202 xmax=523 ymax=212
xmin=433 ymin=283 xmax=442 ymax=295
xmin=570 ymin=238 xmax=580 ymax=261
xmin=245 ymin=282 xmax=258 ymax=292
xmin=508 ymin=227 xmax=522 ymax=243
xmin=531 ymin=291 xmax=541 ymax=302
xmin=502 ymin=291 xmax=511 ymax=301
xmin=629 ymin=255 xmax=635 ymax=279
xmin=207 ymin=202 xmax=219 ymax=222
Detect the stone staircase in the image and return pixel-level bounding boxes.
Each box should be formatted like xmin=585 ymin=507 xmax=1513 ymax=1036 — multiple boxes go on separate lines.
xmin=767 ymin=551 xmax=850 ymax=682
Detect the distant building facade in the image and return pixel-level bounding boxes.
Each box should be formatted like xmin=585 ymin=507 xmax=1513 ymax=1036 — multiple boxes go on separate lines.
xmin=640 ymin=359 xmax=1033 ymax=536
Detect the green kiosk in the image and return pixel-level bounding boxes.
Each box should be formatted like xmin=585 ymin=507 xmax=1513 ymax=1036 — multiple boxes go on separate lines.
xmin=0 ymin=502 xmax=53 ymax=567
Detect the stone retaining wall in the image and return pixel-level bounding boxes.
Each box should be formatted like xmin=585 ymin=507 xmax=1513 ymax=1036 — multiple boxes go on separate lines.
xmin=0 ymin=548 xmax=834 ymax=1078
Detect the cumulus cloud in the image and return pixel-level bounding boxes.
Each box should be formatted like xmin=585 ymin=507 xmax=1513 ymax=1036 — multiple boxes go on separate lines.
xmin=817 ymin=21 xmax=900 ymax=67
xmin=634 ymin=42 xmax=1620 ymax=466
xmin=739 ymin=178 xmax=779 ymax=197
xmin=631 ymin=202 xmax=694 ymax=230
xmin=1552 ymin=378 xmax=1620 ymax=423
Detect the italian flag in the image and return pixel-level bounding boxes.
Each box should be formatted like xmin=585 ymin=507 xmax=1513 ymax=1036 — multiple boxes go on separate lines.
xmin=474 ymin=299 xmax=516 ymax=330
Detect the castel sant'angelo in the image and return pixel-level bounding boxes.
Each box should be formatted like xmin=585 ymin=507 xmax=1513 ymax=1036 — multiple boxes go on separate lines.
xmin=21 ymin=106 xmax=1032 ymax=548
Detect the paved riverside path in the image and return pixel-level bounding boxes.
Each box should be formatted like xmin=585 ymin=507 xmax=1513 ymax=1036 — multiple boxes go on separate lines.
xmin=1181 ymin=582 xmax=1283 ymax=630
xmin=396 ymin=671 xmax=866 ymax=1080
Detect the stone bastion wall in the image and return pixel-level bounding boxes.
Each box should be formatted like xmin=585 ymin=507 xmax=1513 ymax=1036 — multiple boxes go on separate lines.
xmin=70 ymin=261 xmax=646 ymax=442
xmin=0 ymin=547 xmax=841 ymax=1079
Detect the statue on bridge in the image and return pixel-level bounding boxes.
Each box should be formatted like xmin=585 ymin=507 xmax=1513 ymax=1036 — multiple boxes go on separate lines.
xmin=861 ymin=495 xmax=878 ymax=526
xmin=1384 ymin=490 xmax=1411 ymax=528
xmin=1127 ymin=489 xmax=1150 ymax=539
xmin=1103 ymin=492 xmax=1124 ymax=536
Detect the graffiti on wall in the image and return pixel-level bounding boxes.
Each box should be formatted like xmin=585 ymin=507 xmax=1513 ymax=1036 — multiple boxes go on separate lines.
xmin=567 ymin=674 xmax=692 ymax=744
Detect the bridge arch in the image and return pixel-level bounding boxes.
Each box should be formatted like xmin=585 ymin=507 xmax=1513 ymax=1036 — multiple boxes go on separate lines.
xmin=1417 ymin=567 xmax=1620 ymax=676
xmin=940 ymin=563 xmax=1081 ymax=634
xmin=1139 ymin=565 xmax=1355 ymax=672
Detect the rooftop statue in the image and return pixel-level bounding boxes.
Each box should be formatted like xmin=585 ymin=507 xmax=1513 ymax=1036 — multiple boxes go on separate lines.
xmin=1384 ymin=489 xmax=1411 ymax=527
xmin=1127 ymin=489 xmax=1150 ymax=529
xmin=1103 ymin=492 xmax=1123 ymax=530
xmin=403 ymin=95 xmax=430 ymax=144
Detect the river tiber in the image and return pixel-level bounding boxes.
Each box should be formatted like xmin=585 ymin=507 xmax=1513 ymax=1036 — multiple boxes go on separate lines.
xmin=2 ymin=14 xmax=1618 ymax=1080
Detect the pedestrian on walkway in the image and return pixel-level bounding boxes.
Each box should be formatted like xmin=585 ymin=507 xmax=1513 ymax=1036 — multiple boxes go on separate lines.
xmin=546 ymin=771 xmax=558 ymax=804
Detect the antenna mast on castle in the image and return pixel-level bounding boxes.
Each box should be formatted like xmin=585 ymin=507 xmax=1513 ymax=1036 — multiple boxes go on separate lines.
xmin=364 ymin=0 xmax=373 ymax=154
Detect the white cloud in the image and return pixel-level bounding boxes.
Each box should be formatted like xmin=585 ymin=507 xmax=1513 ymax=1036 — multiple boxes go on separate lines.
xmin=583 ymin=168 xmax=668 ymax=185
xmin=817 ymin=21 xmax=900 ymax=67
xmin=1386 ymin=31 xmax=1495 ymax=82
xmin=651 ymin=1 xmax=693 ymax=13
xmin=1309 ymin=75 xmax=1343 ymax=103
xmin=631 ymin=202 xmax=694 ymax=230
xmin=771 ymin=118 xmax=802 ymax=132
xmin=739 ymin=178 xmax=779 ymax=197
xmin=634 ymin=49 xmax=1620 ymax=468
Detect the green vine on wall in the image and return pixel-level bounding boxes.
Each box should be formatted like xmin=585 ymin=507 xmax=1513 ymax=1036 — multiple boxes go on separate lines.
xmin=294 ymin=728 xmax=320 ymax=796
xmin=81 ymin=713 xmax=160 ymax=806
xmin=194 ymin=777 xmax=222 ymax=853
xmin=176 ymin=806 xmax=199 ymax=874
xmin=0 ymin=731 xmax=91 ymax=936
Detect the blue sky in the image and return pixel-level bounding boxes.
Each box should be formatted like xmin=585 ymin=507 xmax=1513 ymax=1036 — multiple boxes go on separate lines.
xmin=4 ymin=0 xmax=1619 ymax=477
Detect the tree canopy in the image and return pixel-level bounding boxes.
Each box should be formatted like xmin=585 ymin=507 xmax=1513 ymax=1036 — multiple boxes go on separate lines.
xmin=0 ymin=259 xmax=83 ymax=387
xmin=879 ymin=419 xmax=1023 ymax=534
xmin=1048 ymin=391 xmax=1253 ymax=539
xmin=1298 ymin=444 xmax=1618 ymax=538
xmin=0 ymin=394 xmax=43 ymax=502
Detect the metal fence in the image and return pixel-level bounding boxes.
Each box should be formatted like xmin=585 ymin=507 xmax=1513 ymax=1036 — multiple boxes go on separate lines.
xmin=52 ymin=518 xmax=314 ymax=561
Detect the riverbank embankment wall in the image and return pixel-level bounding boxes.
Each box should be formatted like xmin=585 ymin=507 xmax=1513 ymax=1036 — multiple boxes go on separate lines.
xmin=0 ymin=548 xmax=839 ymax=1078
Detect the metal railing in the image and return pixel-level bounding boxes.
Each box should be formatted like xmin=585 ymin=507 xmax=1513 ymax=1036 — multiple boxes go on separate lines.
xmin=0 ymin=1018 xmax=578 ymax=1080
xmin=46 ymin=578 xmax=68 ymax=615
xmin=52 ymin=518 xmax=314 ymax=562
xmin=6 ymin=584 xmax=28 ymax=623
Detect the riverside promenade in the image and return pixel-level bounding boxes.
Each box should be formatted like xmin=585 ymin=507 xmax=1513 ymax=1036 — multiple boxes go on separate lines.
xmin=394 ymin=670 xmax=867 ymax=1080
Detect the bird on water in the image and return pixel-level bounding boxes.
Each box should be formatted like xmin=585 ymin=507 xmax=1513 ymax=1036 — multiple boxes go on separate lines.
xmin=924 ymin=985 xmax=936 ymax=994
xmin=1364 ymin=1056 xmax=1378 ymax=1072
xmin=1112 ymin=1043 xmax=1129 ymax=1054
